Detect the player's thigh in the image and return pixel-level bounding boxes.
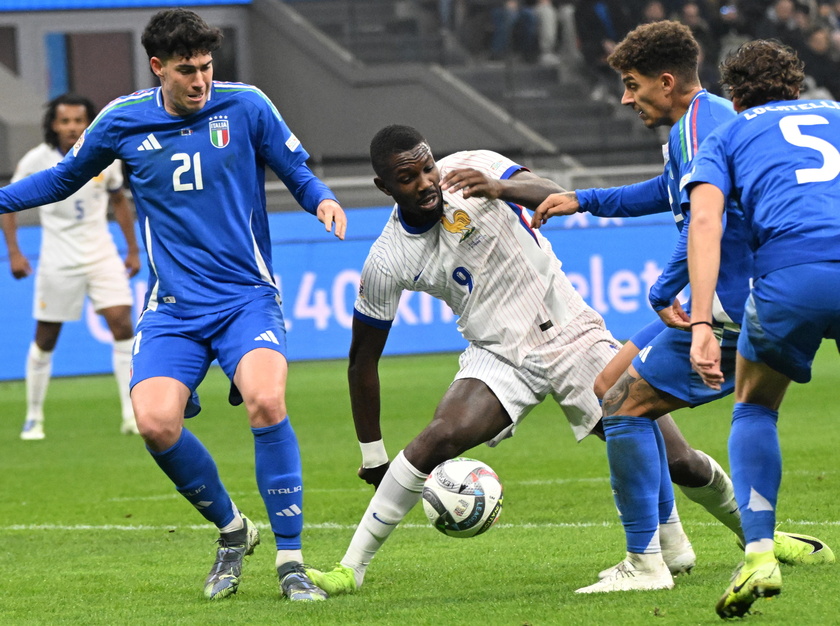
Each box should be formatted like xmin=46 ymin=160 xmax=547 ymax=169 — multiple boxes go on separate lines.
xmin=213 ymin=293 xmax=288 ymax=413
xmin=595 ymin=318 xmax=663 ymax=398
xmin=33 ymin=272 xmax=86 ymax=322
xmin=131 ymin=309 xmax=213 ymax=419
xmin=451 ymin=343 xmax=542 ymax=448
xmin=86 ymin=255 xmax=133 ymax=312
xmin=544 ymin=308 xmax=623 ymax=440
xmin=633 ymin=324 xmax=736 ymax=407
xmin=232 ymin=348 xmax=289 ymax=426
xmin=407 ymin=377 xmax=511 ymax=472
xmin=734 ymin=353 xmax=791 ymax=409
xmin=214 ymin=293 xmax=287 ymax=380
xmin=739 ymin=263 xmax=840 ymax=384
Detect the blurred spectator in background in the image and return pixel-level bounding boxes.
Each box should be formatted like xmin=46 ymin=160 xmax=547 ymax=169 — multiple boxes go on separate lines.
xmin=641 ymin=0 xmax=668 ymax=22
xmin=575 ymin=0 xmax=636 ymax=100
xmin=489 ymin=0 xmax=540 ymax=61
xmin=439 ymin=0 xmax=467 ymax=35
xmin=798 ymin=24 xmax=840 ymax=97
xmin=680 ymin=1 xmax=723 ymax=92
xmin=534 ymin=0 xmax=561 ymax=65
xmin=756 ymin=0 xmax=806 ymax=50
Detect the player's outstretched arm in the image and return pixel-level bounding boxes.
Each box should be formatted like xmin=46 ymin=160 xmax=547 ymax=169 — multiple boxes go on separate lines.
xmin=317 ymin=198 xmax=347 ymax=240
xmin=348 ymin=316 xmax=392 ymax=488
xmin=0 ymin=213 xmax=31 ymax=279
xmin=442 ymin=168 xmax=563 ymax=210
xmin=531 ymin=191 xmax=580 ymax=228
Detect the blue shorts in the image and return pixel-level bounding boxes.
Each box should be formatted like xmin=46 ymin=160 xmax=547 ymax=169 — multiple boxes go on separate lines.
xmin=633 ymin=323 xmax=737 ymax=406
xmin=131 ymin=292 xmax=287 ymax=417
xmin=628 ymin=318 xmax=667 ymax=349
xmin=739 ymin=262 xmax=840 ymax=384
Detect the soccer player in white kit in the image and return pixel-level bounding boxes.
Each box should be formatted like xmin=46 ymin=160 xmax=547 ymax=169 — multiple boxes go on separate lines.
xmin=306 ymin=124 xmax=694 ymax=594
xmin=1 ymin=93 xmax=140 ymax=440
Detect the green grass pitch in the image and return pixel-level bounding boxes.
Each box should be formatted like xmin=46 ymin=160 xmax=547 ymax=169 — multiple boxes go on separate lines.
xmin=1 ymin=346 xmax=838 ymax=625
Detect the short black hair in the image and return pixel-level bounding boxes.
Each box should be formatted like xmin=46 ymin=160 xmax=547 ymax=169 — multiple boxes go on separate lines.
xmin=43 ymin=93 xmax=96 ymax=148
xmin=608 ymin=20 xmax=700 ymax=84
xmin=369 ymin=125 xmax=427 ymax=178
xmin=141 ymin=8 xmax=223 ymax=62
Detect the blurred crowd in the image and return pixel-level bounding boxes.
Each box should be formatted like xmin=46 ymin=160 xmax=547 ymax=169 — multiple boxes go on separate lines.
xmin=439 ymin=0 xmax=840 ymax=101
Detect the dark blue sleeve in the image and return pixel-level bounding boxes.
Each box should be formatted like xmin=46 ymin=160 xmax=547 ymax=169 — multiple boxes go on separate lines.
xmin=576 ymin=174 xmax=669 ymax=218
xmin=648 ymin=211 xmax=689 ymax=311
xmin=0 ymin=157 xmax=90 ymax=214
xmin=280 ymin=162 xmax=338 ymax=216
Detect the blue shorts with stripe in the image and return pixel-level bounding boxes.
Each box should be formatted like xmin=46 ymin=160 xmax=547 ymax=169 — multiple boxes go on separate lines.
xmin=739 ymin=261 xmax=840 ymax=384
xmin=130 ymin=290 xmax=287 ymax=417
xmin=632 ymin=322 xmax=737 ymax=406
xmin=628 ymin=318 xmax=667 ymax=350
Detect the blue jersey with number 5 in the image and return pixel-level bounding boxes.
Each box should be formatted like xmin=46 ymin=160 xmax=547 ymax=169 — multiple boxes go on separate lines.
xmin=0 ymin=82 xmax=333 ymax=317
xmin=690 ymin=99 xmax=840 ymax=277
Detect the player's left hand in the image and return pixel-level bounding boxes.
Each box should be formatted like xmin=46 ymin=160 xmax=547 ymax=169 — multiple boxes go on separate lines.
xmin=317 ymin=199 xmax=347 ymax=240
xmin=656 ymin=299 xmax=690 ymax=330
xmin=690 ymin=325 xmax=724 ymax=390
xmin=124 ymin=250 xmax=141 ymax=278
xmin=441 ymin=168 xmax=501 ymax=200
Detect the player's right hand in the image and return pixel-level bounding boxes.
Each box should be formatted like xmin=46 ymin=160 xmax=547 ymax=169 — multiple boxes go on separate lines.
xmin=358 ymin=463 xmax=389 ymax=490
xmin=690 ymin=325 xmax=724 ymax=390
xmin=9 ymin=251 xmax=31 ymax=279
xmin=531 ymin=191 xmax=580 ymax=228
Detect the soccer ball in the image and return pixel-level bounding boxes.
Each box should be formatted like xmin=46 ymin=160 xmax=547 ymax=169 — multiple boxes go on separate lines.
xmin=421 ymin=457 xmax=503 ymax=538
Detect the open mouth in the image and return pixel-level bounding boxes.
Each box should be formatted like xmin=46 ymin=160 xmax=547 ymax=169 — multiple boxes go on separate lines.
xmin=418 ymin=192 xmax=439 ymax=210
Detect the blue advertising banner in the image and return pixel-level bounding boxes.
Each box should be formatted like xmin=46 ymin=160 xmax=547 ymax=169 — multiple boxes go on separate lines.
xmin=0 ymin=207 xmax=678 ymax=381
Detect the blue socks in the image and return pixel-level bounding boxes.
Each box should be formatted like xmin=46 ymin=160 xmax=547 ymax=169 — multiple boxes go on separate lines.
xmin=149 ymin=428 xmax=236 ymax=528
xmin=603 ymin=415 xmax=665 ymax=554
xmin=729 ymin=403 xmax=781 ymax=545
xmin=253 ymin=418 xmax=304 ymax=550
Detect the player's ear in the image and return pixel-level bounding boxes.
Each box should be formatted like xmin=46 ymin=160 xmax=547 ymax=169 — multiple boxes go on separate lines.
xmin=661 ymin=72 xmax=676 ymax=93
xmin=373 ymin=177 xmax=392 ymax=197
xmin=150 ymin=57 xmax=164 ymax=78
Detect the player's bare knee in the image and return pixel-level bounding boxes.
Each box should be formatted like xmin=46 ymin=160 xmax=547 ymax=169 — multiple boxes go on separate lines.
xmin=593 ymin=372 xmax=610 ymax=400
xmin=135 ymin=414 xmax=181 ymax=451
xmin=243 ymin=391 xmax=285 ymax=427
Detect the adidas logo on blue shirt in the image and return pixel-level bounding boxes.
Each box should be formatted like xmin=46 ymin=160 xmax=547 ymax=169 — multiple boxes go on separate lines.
xmin=254 ymin=330 xmax=280 ymax=344
xmin=137 ymin=134 xmax=162 ymax=151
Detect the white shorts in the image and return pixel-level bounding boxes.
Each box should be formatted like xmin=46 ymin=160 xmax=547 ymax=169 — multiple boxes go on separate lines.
xmin=34 ymin=256 xmax=133 ymax=322
xmin=454 ymin=307 xmax=620 ymax=446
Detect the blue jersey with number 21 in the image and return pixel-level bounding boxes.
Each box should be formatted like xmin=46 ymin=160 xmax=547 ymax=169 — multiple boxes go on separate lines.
xmin=0 ymin=82 xmax=335 ymax=317
xmin=690 ymin=99 xmax=840 ymax=276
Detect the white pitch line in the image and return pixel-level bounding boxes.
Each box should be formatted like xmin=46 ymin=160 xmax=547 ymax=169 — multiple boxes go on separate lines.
xmin=5 ymin=519 xmax=840 ymax=532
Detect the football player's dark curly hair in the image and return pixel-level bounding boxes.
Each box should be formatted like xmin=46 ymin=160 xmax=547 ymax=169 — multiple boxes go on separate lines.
xmin=608 ymin=20 xmax=699 ymax=84
xmin=719 ymin=39 xmax=804 ymax=110
xmin=141 ymin=8 xmax=222 ymax=63
xmin=43 ymin=93 xmax=96 ymax=149
xmin=370 ymin=125 xmax=428 ymax=178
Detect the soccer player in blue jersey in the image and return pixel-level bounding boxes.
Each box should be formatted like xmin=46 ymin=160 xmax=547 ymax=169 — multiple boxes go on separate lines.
xmin=0 ymin=8 xmax=346 ymax=602
xmin=531 ymin=21 xmax=833 ymax=593
xmin=687 ymin=39 xmax=840 ymax=618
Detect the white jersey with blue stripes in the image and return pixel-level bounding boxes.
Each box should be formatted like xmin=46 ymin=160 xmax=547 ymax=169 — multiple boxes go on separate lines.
xmin=355 ymin=150 xmax=588 ymax=366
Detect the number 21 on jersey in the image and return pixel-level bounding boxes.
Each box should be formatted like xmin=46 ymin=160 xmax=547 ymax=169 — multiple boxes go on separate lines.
xmin=172 ymin=152 xmax=204 ymax=191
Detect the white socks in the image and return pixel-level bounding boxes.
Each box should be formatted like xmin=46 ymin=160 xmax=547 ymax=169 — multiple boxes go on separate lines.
xmin=678 ymin=450 xmax=743 ymax=540
xmin=112 ymin=338 xmax=135 ymax=422
xmin=340 ymin=450 xmax=427 ymax=587
xmin=25 ymin=342 xmax=52 ymax=422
